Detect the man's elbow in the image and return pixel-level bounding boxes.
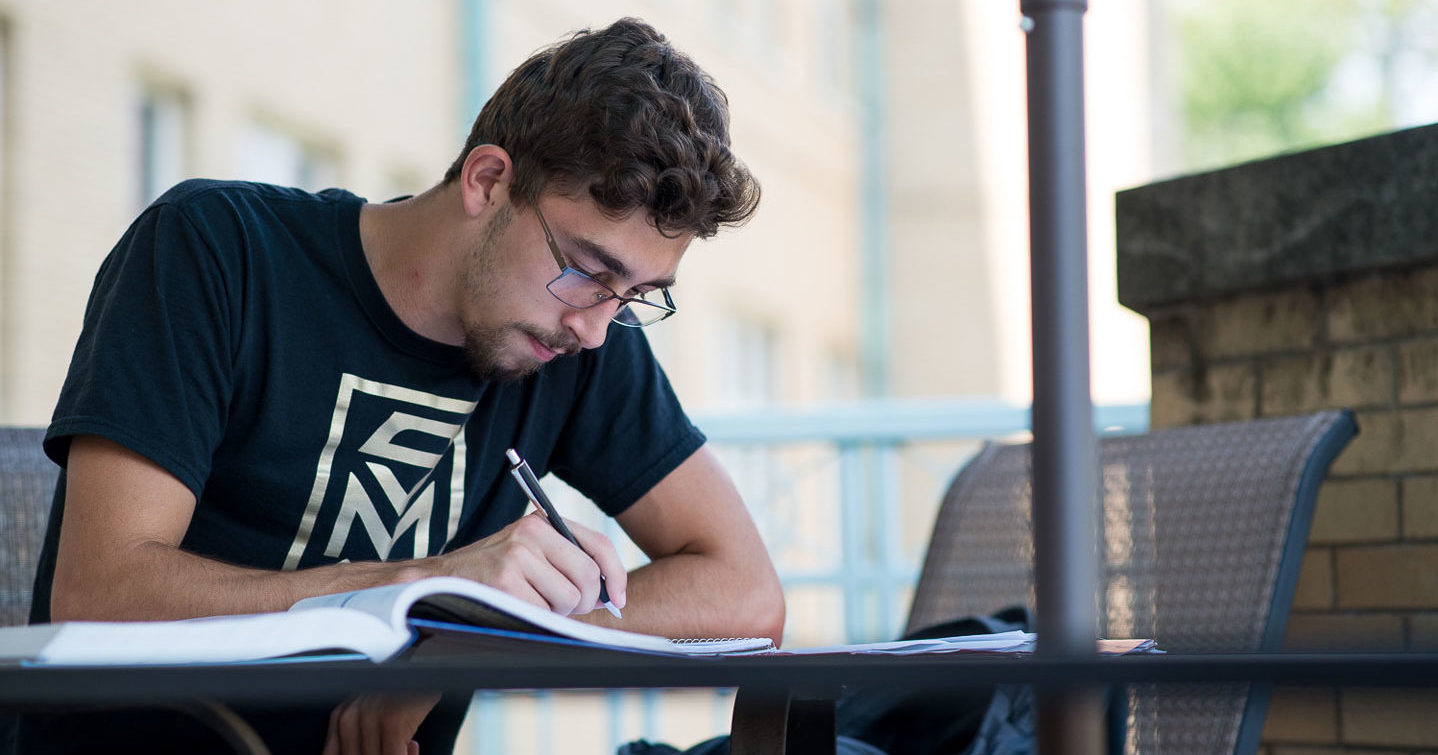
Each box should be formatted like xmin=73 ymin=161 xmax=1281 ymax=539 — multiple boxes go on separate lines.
xmin=50 ymin=554 xmax=129 ymax=621
xmin=50 ymin=541 xmax=162 ymax=621
xmin=742 ymin=567 xmax=786 ymax=646
xmin=756 ymin=588 xmax=786 ymax=647
xmin=49 ymin=573 xmax=93 ymax=622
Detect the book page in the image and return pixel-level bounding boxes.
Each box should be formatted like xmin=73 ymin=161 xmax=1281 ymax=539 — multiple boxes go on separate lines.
xmin=18 ymin=607 xmax=405 ymax=665
xmin=293 ymin=576 xmax=774 ymax=656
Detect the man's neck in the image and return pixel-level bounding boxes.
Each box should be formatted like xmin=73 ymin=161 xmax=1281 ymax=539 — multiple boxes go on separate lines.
xmin=358 ymin=184 xmax=467 ymax=345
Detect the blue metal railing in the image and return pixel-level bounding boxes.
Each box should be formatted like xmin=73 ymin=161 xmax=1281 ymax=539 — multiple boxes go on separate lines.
xmin=694 ymin=398 xmax=1147 ymax=644
xmin=696 ymin=397 xmax=1147 ymax=444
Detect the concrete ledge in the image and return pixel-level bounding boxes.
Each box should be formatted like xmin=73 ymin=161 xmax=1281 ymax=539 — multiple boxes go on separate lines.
xmin=1116 ymin=123 xmax=1438 ymax=315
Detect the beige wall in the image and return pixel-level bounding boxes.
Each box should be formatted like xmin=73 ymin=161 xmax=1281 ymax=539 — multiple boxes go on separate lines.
xmin=0 ymin=0 xmax=1165 ymax=423
xmin=0 ymin=0 xmax=460 ymax=423
xmin=885 ymin=0 xmax=1159 ymax=405
xmin=0 ymin=0 xmax=865 ymax=427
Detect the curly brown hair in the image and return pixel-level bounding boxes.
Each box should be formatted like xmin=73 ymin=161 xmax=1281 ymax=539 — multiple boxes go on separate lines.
xmin=443 ymin=18 xmax=759 ymax=239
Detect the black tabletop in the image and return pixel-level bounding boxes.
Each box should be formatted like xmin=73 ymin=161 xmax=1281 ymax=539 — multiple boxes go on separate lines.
xmin=5 ymin=650 xmax=1438 ymax=707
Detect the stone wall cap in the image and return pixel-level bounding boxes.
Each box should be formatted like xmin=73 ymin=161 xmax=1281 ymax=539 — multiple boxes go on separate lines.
xmin=1116 ymin=122 xmax=1438 ymax=314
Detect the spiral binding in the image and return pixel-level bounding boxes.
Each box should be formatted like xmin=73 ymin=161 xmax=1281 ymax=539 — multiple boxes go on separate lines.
xmin=670 ymin=637 xmax=765 ymax=644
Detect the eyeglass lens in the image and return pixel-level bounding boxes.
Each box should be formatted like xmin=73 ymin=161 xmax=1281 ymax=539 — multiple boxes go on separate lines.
xmin=547 ymin=271 xmax=671 ymax=327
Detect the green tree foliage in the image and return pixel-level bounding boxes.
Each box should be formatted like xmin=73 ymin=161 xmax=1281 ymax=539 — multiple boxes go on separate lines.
xmin=1175 ymin=0 xmax=1433 ymax=170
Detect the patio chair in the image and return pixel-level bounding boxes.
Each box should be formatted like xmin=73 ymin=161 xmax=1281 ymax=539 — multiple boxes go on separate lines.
xmin=0 ymin=426 xmax=56 ymax=627
xmin=731 ymin=409 xmax=1355 ymax=754
xmin=907 ymin=408 xmax=1358 ymax=755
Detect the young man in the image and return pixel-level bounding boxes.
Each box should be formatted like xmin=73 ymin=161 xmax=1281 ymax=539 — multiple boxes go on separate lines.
xmin=17 ymin=17 xmax=783 ymax=754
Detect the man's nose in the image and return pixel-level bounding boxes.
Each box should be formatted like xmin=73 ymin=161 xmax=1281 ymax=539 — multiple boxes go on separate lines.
xmin=562 ymin=301 xmax=619 ymax=350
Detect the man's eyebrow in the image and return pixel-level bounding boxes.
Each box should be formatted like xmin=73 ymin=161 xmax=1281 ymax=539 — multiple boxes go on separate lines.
xmin=573 ymin=237 xmax=677 ymax=289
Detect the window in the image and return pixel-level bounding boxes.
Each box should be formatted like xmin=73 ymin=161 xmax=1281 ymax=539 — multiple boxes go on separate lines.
xmin=712 ymin=315 xmax=782 ymax=568
xmin=755 ymin=0 xmax=785 ymax=56
xmin=822 ymin=347 xmax=861 ymax=403
xmin=717 ymin=315 xmax=778 ymax=409
xmin=139 ymin=86 xmax=190 ymax=208
xmin=234 ymin=122 xmax=339 ymax=191
xmin=816 ymin=0 xmax=858 ymax=94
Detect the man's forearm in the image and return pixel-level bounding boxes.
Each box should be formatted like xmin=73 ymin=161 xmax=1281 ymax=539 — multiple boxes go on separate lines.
xmin=51 ymin=506 xmax=627 ymax=623
xmin=50 ymin=541 xmax=431 ymax=622
xmin=576 ymin=550 xmax=785 ymax=644
xmin=51 ymin=435 xmax=442 ymax=622
xmin=580 ymin=446 xmax=787 ymax=644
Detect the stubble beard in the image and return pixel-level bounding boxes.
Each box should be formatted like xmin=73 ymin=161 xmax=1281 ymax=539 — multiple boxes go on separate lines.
xmin=460 ymin=203 xmax=577 ymax=383
xmin=462 ymin=324 xmax=533 ymax=383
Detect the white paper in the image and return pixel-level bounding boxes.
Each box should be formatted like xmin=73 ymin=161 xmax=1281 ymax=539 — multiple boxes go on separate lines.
xmin=774 ymin=630 xmax=1037 ymax=656
xmin=26 ymin=607 xmax=403 ymax=665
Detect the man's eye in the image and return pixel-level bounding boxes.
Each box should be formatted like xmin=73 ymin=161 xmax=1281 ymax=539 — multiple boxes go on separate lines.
xmin=575 ymin=265 xmax=609 ymax=286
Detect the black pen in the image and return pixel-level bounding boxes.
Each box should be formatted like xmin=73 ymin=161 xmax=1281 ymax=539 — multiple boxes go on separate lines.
xmin=505 ymin=448 xmax=622 ymax=619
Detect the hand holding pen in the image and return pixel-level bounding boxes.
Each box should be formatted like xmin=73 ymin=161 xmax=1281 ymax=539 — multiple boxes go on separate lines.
xmin=506 ymin=448 xmax=623 ymax=619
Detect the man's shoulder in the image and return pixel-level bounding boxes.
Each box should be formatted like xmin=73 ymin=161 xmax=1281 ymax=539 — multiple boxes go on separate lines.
xmin=150 ymin=179 xmax=361 ymax=217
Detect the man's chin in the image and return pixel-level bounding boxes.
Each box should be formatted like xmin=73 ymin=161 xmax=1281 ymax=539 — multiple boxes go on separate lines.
xmin=467 ymin=358 xmax=541 ymax=383
xmin=462 ymin=344 xmax=541 ymax=383
xmin=463 ymin=327 xmax=572 ymax=382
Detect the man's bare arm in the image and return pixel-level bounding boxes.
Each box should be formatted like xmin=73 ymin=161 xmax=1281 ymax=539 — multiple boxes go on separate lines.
xmin=51 ymin=435 xmax=626 ymax=621
xmin=576 ymin=444 xmax=786 ymax=644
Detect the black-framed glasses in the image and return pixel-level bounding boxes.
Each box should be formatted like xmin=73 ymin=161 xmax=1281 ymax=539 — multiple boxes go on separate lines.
xmin=534 ymin=206 xmax=677 ymax=328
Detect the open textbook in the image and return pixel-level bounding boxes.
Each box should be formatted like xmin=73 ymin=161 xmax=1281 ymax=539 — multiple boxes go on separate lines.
xmin=0 ymin=575 xmax=1155 ymax=666
xmin=0 ymin=576 xmax=772 ymax=666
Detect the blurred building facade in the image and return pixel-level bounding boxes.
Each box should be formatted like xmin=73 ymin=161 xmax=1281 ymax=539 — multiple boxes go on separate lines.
xmin=0 ymin=0 xmax=874 ymax=427
xmin=883 ymin=0 xmax=1162 ymax=407
xmin=0 ymin=1 xmax=464 ymax=422
xmin=0 ymin=0 xmax=1164 ymax=425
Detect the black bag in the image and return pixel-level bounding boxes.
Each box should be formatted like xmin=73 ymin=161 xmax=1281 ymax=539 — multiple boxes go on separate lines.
xmin=834 ymin=607 xmax=1034 ymax=755
xmin=617 ymin=607 xmax=1035 ymax=755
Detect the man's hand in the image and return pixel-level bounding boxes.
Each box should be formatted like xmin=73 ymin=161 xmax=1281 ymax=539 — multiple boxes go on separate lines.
xmin=323 ymin=693 xmax=441 ymax=755
xmin=441 ymin=511 xmax=627 ymax=617
xmin=575 ymin=445 xmax=786 ymax=643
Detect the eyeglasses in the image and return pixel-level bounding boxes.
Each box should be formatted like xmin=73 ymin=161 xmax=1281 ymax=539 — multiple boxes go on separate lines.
xmin=534 ymin=206 xmax=676 ymax=328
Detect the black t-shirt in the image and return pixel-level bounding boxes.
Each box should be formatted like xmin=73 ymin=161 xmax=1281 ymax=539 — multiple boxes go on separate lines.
xmin=20 ymin=179 xmax=705 ymax=753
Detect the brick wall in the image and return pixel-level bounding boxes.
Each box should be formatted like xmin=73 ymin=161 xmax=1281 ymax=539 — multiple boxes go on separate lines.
xmin=1117 ymin=123 xmax=1438 ymax=752
xmin=1146 ymin=271 xmax=1438 ymax=752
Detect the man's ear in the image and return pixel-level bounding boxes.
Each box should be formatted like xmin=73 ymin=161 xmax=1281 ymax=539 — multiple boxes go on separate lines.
xmin=458 ymin=145 xmax=513 ymax=217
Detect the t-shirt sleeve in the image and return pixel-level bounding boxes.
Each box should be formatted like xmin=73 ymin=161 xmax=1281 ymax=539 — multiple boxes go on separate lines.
xmin=45 ymin=200 xmax=237 ymax=498
xmin=548 ymin=327 xmax=705 ymax=516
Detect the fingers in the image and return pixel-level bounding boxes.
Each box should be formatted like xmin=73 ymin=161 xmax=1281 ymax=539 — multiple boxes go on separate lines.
xmin=566 ymin=518 xmax=627 ymax=612
xmin=450 ymin=513 xmax=624 ymax=616
xmin=323 ymin=704 xmax=340 ymax=755
xmin=513 ymin=513 xmax=610 ymax=615
xmin=324 ymin=694 xmax=440 ymax=755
